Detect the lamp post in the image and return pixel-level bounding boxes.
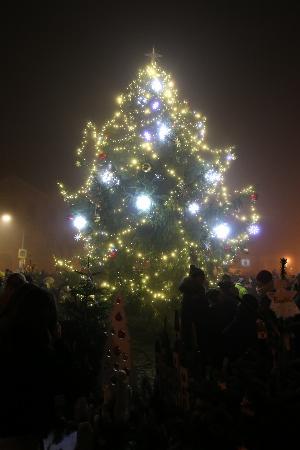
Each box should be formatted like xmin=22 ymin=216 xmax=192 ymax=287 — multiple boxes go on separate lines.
xmin=1 ymin=213 xmax=27 ymax=271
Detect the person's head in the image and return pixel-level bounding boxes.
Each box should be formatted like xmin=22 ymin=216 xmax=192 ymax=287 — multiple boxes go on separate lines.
xmin=189 ymin=265 xmax=205 ymax=285
xmin=256 ymin=270 xmax=273 ymax=294
xmin=2 ymin=272 xmax=27 ymax=304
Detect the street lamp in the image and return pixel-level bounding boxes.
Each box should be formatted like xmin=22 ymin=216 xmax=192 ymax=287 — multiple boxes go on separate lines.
xmin=0 ymin=213 xmax=26 ymax=270
xmin=1 ymin=213 xmax=12 ymax=224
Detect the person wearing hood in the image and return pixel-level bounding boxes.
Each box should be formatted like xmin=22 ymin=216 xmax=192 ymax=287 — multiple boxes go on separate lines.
xmin=179 ymin=265 xmax=209 ymax=362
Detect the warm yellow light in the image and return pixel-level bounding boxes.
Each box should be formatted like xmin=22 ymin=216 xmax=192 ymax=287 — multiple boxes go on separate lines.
xmin=1 ymin=213 xmax=12 ymax=223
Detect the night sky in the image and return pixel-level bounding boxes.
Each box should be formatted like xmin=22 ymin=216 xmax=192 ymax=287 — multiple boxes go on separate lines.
xmin=0 ymin=2 xmax=299 ymax=271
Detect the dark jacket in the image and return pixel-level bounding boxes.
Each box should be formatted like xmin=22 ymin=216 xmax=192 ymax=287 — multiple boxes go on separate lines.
xmin=179 ymin=277 xmax=209 ymax=352
xmin=0 ymin=284 xmax=58 ymax=438
xmin=223 ymin=295 xmax=258 ymax=360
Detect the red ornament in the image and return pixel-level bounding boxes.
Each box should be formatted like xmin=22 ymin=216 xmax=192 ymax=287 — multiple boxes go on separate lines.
xmin=108 ymin=248 xmax=118 ymax=258
xmin=250 ymin=193 xmax=258 ymax=202
xmin=98 ymin=152 xmax=107 ymax=160
xmin=115 ymin=312 xmax=123 ymax=321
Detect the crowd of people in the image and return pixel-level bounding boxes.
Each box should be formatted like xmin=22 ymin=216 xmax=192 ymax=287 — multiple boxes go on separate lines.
xmin=180 ymin=266 xmax=300 ymax=370
xmin=0 ymin=266 xmax=300 ymax=449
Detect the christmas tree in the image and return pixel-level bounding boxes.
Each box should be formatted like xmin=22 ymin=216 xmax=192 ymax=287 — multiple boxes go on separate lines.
xmin=58 ymin=52 xmax=259 ymax=301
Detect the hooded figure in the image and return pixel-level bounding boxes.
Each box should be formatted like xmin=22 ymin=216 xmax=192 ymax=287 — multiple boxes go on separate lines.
xmin=179 ymin=265 xmax=209 ymax=359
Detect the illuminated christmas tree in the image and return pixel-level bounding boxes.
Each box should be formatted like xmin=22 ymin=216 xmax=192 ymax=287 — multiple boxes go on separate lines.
xmin=58 ymin=52 xmax=260 ymax=301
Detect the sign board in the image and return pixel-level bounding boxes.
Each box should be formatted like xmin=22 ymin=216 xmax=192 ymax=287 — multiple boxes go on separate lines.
xmin=18 ymin=248 xmax=27 ymax=259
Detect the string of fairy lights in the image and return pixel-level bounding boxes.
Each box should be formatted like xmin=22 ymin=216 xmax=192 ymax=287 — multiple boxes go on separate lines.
xmin=56 ymin=59 xmax=260 ymax=301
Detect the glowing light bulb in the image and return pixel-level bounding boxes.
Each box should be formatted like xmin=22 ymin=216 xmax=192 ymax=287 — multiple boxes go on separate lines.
xmin=137 ymin=96 xmax=147 ymax=105
xmin=135 ymin=194 xmax=152 ymax=212
xmin=151 ymin=78 xmax=163 ymax=92
xmin=158 ymin=123 xmax=170 ymax=141
xmin=151 ymin=100 xmax=160 ymax=110
xmin=73 ymin=215 xmax=87 ymax=231
xmin=143 ymin=130 xmax=152 ymax=142
xmin=188 ymin=202 xmax=200 ymax=215
xmin=213 ymin=223 xmax=230 ymax=240
xmin=226 ymin=153 xmax=235 ymax=161
xmin=248 ymin=224 xmax=260 ymax=235
xmin=205 ymin=169 xmax=222 ymax=184
xmin=1 ymin=213 xmax=12 ymax=223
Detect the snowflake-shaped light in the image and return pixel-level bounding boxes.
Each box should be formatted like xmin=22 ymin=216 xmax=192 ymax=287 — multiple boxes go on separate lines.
xmin=143 ymin=130 xmax=152 ymax=142
xmin=151 ymin=100 xmax=160 ymax=111
xmin=248 ymin=224 xmax=260 ymax=235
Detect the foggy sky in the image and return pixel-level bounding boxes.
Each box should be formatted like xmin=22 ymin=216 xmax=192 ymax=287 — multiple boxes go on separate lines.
xmin=1 ymin=2 xmax=299 ymax=272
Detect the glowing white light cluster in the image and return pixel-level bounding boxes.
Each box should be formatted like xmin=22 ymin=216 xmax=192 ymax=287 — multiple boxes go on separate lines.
xmin=151 ymin=100 xmax=160 ymax=110
xmin=99 ymin=164 xmax=119 ymax=186
xmin=143 ymin=130 xmax=152 ymax=141
xmin=73 ymin=215 xmax=87 ymax=231
xmin=205 ymin=169 xmax=222 ymax=184
xmin=197 ymin=122 xmax=205 ymax=138
xmin=1 ymin=213 xmax=12 ymax=223
xmin=248 ymin=224 xmax=260 ymax=235
xmin=213 ymin=223 xmax=231 ymax=240
xmin=136 ymin=194 xmax=152 ymax=212
xmin=137 ymin=96 xmax=147 ymax=105
xmin=151 ymin=78 xmax=163 ymax=92
xmin=226 ymin=153 xmax=235 ymax=161
xmin=158 ymin=123 xmax=170 ymax=141
xmin=188 ymin=202 xmax=200 ymax=215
